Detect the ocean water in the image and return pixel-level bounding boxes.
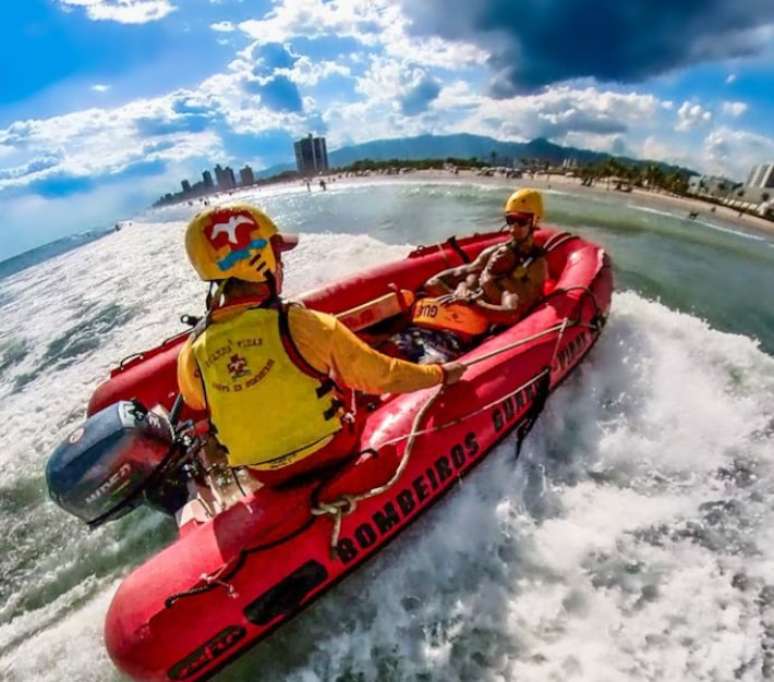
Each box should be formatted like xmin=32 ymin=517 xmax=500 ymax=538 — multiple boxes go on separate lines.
xmin=1 ymin=180 xmax=773 ymax=681
xmin=0 ymin=228 xmax=115 ymax=282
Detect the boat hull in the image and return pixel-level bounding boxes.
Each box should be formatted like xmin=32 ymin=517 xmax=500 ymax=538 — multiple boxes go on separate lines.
xmin=99 ymin=229 xmax=613 ymax=681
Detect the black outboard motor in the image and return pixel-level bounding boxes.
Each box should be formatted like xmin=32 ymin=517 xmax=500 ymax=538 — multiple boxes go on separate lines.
xmin=46 ymin=401 xmax=189 ymax=527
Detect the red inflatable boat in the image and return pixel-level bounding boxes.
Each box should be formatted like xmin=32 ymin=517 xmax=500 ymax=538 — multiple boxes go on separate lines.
xmin=52 ymin=228 xmax=612 ymax=681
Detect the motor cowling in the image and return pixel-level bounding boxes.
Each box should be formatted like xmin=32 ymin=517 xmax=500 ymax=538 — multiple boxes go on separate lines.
xmin=46 ymin=401 xmax=178 ymax=527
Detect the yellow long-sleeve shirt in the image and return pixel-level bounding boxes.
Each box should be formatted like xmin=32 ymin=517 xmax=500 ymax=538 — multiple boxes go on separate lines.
xmin=177 ymin=302 xmax=443 ymax=411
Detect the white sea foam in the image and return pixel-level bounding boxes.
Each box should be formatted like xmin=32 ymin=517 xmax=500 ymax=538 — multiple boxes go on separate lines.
xmin=1 ymin=191 xmax=773 ymax=681
xmin=629 ymin=203 xmax=768 ymax=243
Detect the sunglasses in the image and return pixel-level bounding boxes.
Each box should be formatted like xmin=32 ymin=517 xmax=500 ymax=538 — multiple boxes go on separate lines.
xmin=505 ymin=213 xmax=533 ymax=227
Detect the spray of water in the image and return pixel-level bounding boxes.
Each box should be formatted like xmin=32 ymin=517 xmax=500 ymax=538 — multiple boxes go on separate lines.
xmin=1 ymin=183 xmax=772 ymax=681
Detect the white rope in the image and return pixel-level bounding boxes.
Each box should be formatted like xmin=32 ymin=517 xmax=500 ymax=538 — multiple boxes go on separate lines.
xmin=311 ymin=386 xmax=443 ymax=553
xmin=311 ymin=317 xmax=578 ymax=554
xmin=549 ymin=317 xmax=570 ymax=369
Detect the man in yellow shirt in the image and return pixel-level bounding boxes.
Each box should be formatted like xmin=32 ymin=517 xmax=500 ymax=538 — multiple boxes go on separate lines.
xmin=177 ymin=203 xmax=465 ymax=487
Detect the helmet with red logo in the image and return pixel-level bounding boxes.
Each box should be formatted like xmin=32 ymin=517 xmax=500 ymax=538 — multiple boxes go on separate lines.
xmin=184 ymin=203 xmax=298 ymax=283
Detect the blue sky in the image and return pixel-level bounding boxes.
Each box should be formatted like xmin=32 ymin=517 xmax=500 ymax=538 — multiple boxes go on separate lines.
xmin=1 ymin=0 xmax=773 ymax=259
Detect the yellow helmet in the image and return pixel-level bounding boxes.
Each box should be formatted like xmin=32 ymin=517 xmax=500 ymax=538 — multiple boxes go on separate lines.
xmin=504 ymin=188 xmax=544 ymax=224
xmin=184 ymin=203 xmax=297 ymax=283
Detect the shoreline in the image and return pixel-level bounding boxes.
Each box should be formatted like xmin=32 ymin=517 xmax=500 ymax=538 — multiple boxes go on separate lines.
xmin=180 ymin=168 xmax=774 ymax=240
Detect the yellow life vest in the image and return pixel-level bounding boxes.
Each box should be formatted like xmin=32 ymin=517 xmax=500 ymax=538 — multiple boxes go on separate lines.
xmin=191 ymin=304 xmax=342 ymax=469
xmin=412 ymin=297 xmax=490 ymax=340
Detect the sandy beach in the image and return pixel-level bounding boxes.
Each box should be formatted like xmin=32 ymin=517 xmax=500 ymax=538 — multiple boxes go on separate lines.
xmin=178 ymin=167 xmax=774 ymax=242
xmin=361 ymin=169 xmax=774 ymax=238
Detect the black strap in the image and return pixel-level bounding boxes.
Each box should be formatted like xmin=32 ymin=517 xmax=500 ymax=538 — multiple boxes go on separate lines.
xmin=515 ymin=370 xmax=551 ymax=459
xmin=446 ymin=236 xmax=471 ymax=263
xmin=323 ymin=399 xmax=343 ymax=421
xmin=316 ymin=378 xmax=335 ymax=398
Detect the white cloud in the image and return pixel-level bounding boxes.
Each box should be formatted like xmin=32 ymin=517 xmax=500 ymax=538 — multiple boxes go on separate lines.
xmin=58 ymin=0 xmax=176 ymax=24
xmin=721 ymin=100 xmax=748 ymax=117
xmin=210 ymin=21 xmax=236 ymax=32
xmin=281 ymin=57 xmax=352 ymax=87
xmin=238 ymin=0 xmax=388 ymax=44
xmin=7 ymin=0 xmax=773 ymax=199
xmin=91 ymin=84 xmax=111 ymax=93
xmin=445 ymin=85 xmax=663 ymax=143
xmin=675 ymin=101 xmax=712 ymax=132
xmin=704 ymin=126 xmax=774 ymax=179
xmin=725 ymin=73 xmax=737 ymax=84
xmin=0 ymin=67 xmax=321 ymax=194
xmin=641 ymin=135 xmax=696 ymax=169
xmin=237 ymin=0 xmax=486 ymax=70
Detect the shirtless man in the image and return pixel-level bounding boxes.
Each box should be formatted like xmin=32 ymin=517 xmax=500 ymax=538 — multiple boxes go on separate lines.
xmin=395 ymin=189 xmax=548 ymax=363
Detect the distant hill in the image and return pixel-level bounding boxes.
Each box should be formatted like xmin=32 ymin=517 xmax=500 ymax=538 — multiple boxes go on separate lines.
xmin=256 ymin=133 xmax=696 ymax=177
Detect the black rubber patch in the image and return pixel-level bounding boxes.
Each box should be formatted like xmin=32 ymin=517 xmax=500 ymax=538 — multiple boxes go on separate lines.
xmin=244 ymin=560 xmax=328 ymax=625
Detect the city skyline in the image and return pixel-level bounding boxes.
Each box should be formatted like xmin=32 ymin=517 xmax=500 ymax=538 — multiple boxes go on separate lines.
xmin=154 ymin=131 xmax=330 ymax=205
xmin=1 ymin=1 xmax=773 ymax=258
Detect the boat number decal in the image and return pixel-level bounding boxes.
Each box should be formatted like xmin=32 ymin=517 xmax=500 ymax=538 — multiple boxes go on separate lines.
xmin=335 ymin=432 xmax=479 ymax=564
xmin=416 ymin=302 xmax=439 ymax=318
xmin=168 ymin=625 xmax=246 ymax=680
xmin=554 ymin=330 xmax=589 ymax=372
xmin=491 ymin=379 xmax=542 ymax=432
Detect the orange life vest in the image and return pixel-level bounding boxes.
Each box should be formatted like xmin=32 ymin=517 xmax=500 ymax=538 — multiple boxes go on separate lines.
xmin=411 ymin=297 xmax=491 ymax=340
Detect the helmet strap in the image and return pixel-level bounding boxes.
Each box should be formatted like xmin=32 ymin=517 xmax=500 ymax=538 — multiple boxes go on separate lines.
xmin=206 ymin=279 xmax=230 ymax=312
xmin=205 ymin=281 xmax=216 ymax=310
xmin=264 ymin=271 xmax=280 ymax=303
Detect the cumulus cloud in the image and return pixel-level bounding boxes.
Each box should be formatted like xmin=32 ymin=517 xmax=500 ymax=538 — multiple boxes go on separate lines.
xmin=704 ymin=126 xmax=774 ymax=179
xmin=238 ymin=0 xmax=389 ymax=44
xmin=210 ymin=21 xmax=236 ymax=32
xmin=0 ymin=65 xmax=321 ymax=197
xmin=448 ymin=85 xmax=661 ymax=143
xmin=283 ymin=57 xmax=352 ymax=87
xmin=721 ymin=100 xmax=748 ymax=117
xmin=0 ymin=102 xmax=218 ymax=196
xmin=0 ymin=156 xmax=61 ymax=182
xmin=250 ymin=42 xmax=299 ymax=74
xmin=400 ymin=0 xmax=774 ymax=94
xmin=58 ymin=0 xmax=176 ymax=24
xmin=91 ymin=84 xmax=111 ymax=93
xmin=400 ymin=76 xmax=441 ymax=116
xmin=675 ymin=101 xmax=712 ymax=132
xmin=245 ymin=75 xmax=304 ymax=113
xmin=237 ymin=0 xmax=486 ymax=70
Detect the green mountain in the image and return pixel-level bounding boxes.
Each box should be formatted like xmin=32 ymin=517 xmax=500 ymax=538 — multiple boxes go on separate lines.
xmin=256 ymin=133 xmax=695 ymax=177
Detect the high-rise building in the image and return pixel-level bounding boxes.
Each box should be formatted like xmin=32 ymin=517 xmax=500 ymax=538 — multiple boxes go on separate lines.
xmin=214 ymin=164 xmax=237 ymax=190
xmin=294 ymin=134 xmax=329 ymax=175
xmin=239 ymin=165 xmax=255 ymax=187
xmin=202 ymin=170 xmax=214 ymax=189
xmin=181 ymin=179 xmax=192 ymax=194
xmin=747 ymin=163 xmax=774 ymax=189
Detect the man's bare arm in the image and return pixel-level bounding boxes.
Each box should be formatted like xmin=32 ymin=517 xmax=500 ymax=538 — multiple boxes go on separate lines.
xmin=471 ymin=297 xmax=522 ymax=325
